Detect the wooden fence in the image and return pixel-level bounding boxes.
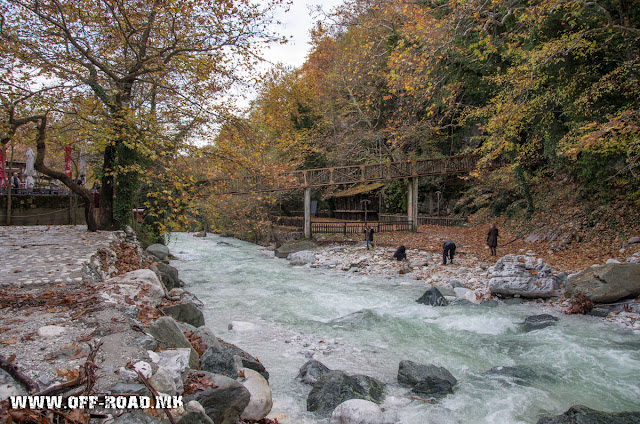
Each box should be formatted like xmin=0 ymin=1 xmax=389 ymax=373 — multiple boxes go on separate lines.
xmin=379 ymin=214 xmax=467 ymax=227
xmin=271 ymin=217 xmax=411 ymax=234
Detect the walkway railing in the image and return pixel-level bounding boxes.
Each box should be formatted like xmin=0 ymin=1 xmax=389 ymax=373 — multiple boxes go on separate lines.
xmin=210 ymin=154 xmax=481 ymax=194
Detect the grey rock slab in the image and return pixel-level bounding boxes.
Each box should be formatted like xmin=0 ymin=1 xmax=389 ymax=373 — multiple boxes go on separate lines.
xmin=146 ymin=316 xmax=200 ymax=369
xmin=153 ymin=262 xmax=184 ymax=291
xmin=146 ymin=243 xmax=169 ymax=261
xmin=565 ymin=263 xmax=640 ymax=303
xmin=488 ymin=254 xmax=557 ymax=298
xmin=162 ymin=302 xmax=205 ymax=328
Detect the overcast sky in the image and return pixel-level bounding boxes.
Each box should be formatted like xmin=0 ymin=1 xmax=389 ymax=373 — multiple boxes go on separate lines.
xmin=263 ymin=0 xmax=345 ymax=69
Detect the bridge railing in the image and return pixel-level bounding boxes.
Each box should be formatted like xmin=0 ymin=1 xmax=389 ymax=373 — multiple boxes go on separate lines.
xmin=208 ymin=154 xmax=484 ymax=195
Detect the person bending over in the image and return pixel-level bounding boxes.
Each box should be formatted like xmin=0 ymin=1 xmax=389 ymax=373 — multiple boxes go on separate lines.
xmin=442 ymin=240 xmax=456 ymax=265
xmin=393 ymin=245 xmax=407 ymax=261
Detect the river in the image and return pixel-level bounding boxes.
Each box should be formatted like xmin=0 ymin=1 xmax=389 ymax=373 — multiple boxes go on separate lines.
xmin=169 ymin=232 xmax=640 ymax=424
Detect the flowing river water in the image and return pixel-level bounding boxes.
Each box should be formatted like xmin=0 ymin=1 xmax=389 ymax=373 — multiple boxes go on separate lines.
xmin=169 ymin=233 xmax=640 ymax=424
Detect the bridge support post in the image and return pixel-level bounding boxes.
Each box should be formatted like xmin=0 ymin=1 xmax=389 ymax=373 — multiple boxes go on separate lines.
xmin=407 ymin=177 xmax=418 ymax=232
xmin=304 ymin=187 xmax=312 ymax=239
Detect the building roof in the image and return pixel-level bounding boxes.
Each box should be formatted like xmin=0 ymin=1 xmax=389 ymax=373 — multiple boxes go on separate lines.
xmin=323 ymin=182 xmax=384 ymax=199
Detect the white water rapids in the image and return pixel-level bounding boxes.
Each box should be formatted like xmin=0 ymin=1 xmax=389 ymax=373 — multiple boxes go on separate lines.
xmin=169 ymin=233 xmax=640 ymax=424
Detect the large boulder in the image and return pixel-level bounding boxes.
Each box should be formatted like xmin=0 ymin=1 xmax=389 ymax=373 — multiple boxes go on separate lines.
xmin=330 ymin=399 xmax=384 ymax=424
xmin=146 ymin=316 xmax=199 ymax=369
xmin=416 ymin=288 xmax=448 ymax=307
xmin=565 ymin=263 xmax=640 ymax=303
xmin=146 ymin=243 xmax=170 ymax=261
xmin=201 ymin=342 xmax=269 ymax=382
xmin=153 ymin=262 xmax=184 ymax=291
xmin=238 ymin=368 xmax=272 ymax=421
xmin=297 ymin=359 xmax=332 ymax=385
xmin=162 ymin=302 xmax=205 ymax=328
xmin=537 ymin=405 xmax=640 ymax=424
xmin=275 ymin=240 xmax=318 ymax=258
xmin=184 ymin=372 xmax=250 ymax=424
xmin=488 ymin=255 xmax=557 ymax=298
xmin=288 ymin=250 xmax=317 ymax=265
xmin=307 ymin=370 xmax=385 ymax=415
xmin=397 ymin=360 xmax=457 ymax=388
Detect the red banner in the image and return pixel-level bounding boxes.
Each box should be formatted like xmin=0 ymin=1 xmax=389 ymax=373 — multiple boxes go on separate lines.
xmin=0 ymin=145 xmax=6 ymax=188
xmin=64 ymin=145 xmax=72 ymax=177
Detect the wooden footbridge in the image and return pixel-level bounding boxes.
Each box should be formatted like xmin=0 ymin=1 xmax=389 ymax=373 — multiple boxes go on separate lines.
xmin=207 ymin=154 xmax=484 ymax=237
xmin=209 ymin=154 xmax=480 ymax=195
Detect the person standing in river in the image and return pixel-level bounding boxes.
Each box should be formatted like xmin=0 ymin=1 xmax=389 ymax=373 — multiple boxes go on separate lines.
xmin=487 ymin=223 xmax=499 ymax=256
xmin=442 ymin=240 xmax=456 ymax=265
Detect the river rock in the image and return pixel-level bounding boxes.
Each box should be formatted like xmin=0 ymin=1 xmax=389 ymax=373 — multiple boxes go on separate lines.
xmin=238 ymin=368 xmax=272 ymax=421
xmin=178 ymin=411 xmax=214 ymax=424
xmin=397 ymin=360 xmax=457 ymax=388
xmin=536 ymin=405 xmax=640 ymax=423
xmin=107 ymin=383 xmax=149 ymax=396
xmin=483 ymin=366 xmax=536 ymax=386
xmin=146 ymin=316 xmax=200 ymax=369
xmin=206 ymin=340 xmax=270 ymax=382
xmin=416 ymin=288 xmax=448 ymax=306
xmin=149 ymin=367 xmax=177 ymax=396
xmin=565 ymin=263 xmax=640 ymax=303
xmin=330 ymin=399 xmax=384 ymax=424
xmin=307 ymin=370 xmax=385 ymax=415
xmin=201 ymin=347 xmax=238 ymax=379
xmin=411 ymin=375 xmax=455 ymax=398
xmin=146 ymin=243 xmax=170 ymax=261
xmin=297 ymin=359 xmax=332 ymax=385
xmin=628 ymin=237 xmax=640 ymax=244
xmin=522 ymin=314 xmax=559 ymax=332
xmin=488 ymin=255 xmax=557 ymax=298
xmin=37 ymin=325 xmax=66 ymax=337
xmin=153 ymin=262 xmax=184 ymax=291
xmin=288 ymin=250 xmax=317 ymax=265
xmin=275 ymin=240 xmax=318 ymax=258
xmin=184 ymin=372 xmax=250 ymax=424
xmin=192 ymin=326 xmax=223 ymax=352
xmin=162 ymin=302 xmax=205 ymax=328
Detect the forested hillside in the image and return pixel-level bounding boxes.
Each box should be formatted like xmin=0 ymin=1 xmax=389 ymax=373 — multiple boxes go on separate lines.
xmin=205 ymin=0 xmax=639 ymax=243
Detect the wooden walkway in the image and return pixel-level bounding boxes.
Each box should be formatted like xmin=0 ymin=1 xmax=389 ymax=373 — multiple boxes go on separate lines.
xmin=209 ymin=154 xmax=479 ymax=194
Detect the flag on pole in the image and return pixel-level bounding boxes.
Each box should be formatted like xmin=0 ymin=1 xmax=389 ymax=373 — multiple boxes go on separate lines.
xmin=64 ymin=145 xmax=72 ymax=177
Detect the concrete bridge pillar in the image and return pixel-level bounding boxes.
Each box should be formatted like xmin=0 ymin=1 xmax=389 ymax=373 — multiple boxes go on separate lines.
xmin=304 ymin=187 xmax=311 ymax=239
xmin=407 ymin=177 xmax=418 ymax=232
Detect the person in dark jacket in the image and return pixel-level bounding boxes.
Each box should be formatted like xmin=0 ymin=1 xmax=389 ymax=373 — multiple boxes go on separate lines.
xmin=393 ymin=245 xmax=407 ymax=261
xmin=442 ymin=240 xmax=456 ymax=265
xmin=364 ymin=226 xmax=375 ymax=250
xmin=487 ymin=223 xmax=499 ymax=256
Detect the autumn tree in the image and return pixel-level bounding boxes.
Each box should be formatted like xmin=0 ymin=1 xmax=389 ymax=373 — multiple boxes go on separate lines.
xmin=0 ymin=0 xmax=286 ymax=230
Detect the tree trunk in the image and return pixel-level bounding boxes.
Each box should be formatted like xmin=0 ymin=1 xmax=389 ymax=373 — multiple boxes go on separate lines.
xmin=98 ymin=144 xmax=117 ymax=230
xmin=33 ymin=115 xmax=98 ymax=231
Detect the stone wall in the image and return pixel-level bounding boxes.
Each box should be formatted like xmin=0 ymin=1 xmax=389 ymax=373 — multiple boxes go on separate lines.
xmin=0 ymin=194 xmax=86 ymax=226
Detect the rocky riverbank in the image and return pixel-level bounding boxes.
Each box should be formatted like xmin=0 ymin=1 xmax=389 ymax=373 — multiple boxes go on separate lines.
xmin=276 ymin=239 xmax=640 ymax=332
xmin=0 ymin=226 xmax=276 ymax=424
